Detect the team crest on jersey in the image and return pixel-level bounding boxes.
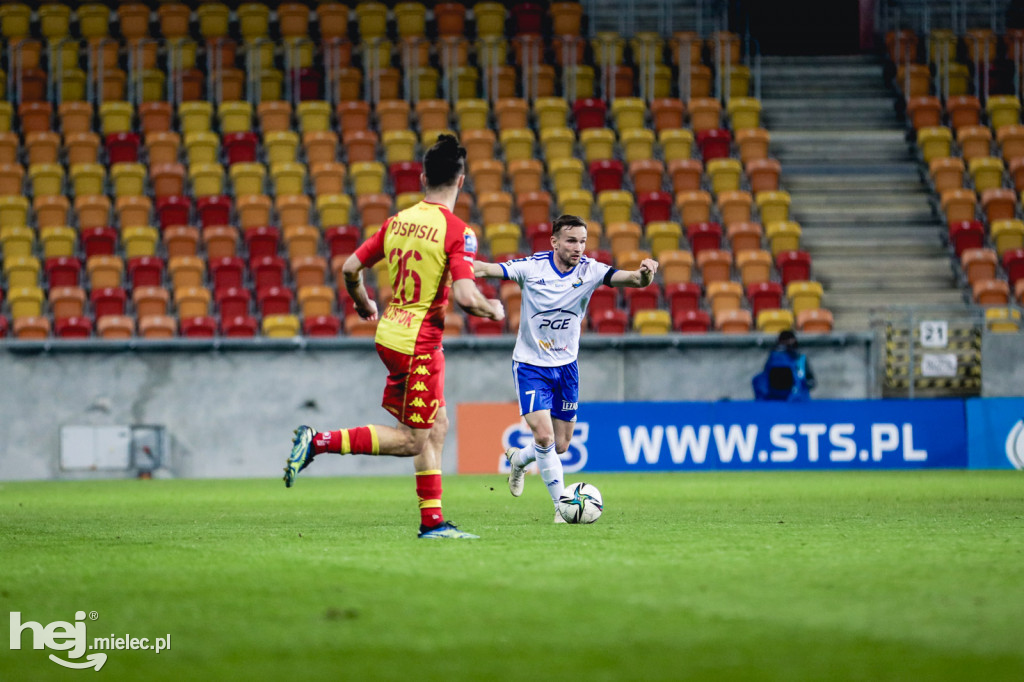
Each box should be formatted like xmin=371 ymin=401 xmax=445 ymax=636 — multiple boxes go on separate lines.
xmin=572 ymin=277 xmax=584 ymax=288
xmin=463 ymin=229 xmax=478 ymax=255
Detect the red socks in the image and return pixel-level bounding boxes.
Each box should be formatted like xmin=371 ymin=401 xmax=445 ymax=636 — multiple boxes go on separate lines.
xmin=313 ymin=427 xmax=379 ymax=455
xmin=416 ymin=470 xmax=444 ymax=528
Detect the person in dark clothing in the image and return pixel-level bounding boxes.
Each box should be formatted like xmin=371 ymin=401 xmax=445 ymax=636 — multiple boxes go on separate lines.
xmin=752 ymin=330 xmax=817 ymax=401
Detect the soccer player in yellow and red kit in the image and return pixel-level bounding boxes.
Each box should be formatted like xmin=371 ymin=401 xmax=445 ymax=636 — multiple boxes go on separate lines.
xmin=283 ymin=135 xmax=504 ymax=539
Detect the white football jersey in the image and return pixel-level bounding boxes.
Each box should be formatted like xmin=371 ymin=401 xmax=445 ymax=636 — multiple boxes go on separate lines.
xmin=500 ymin=252 xmax=616 ymax=367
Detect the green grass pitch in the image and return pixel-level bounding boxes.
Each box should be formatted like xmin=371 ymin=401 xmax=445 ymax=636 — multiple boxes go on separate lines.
xmin=2 ymin=471 xmax=1023 ymax=681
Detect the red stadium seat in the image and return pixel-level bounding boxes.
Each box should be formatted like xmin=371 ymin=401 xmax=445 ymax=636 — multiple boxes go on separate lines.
xmin=181 ymin=316 xmax=218 ymax=338
xmin=573 ymin=98 xmax=608 ymax=130
xmin=673 ymin=309 xmax=711 ymax=333
xmin=196 ymin=195 xmax=232 ymax=227
xmin=623 ymin=287 xmax=659 ymax=317
xmin=587 ymin=287 xmax=618 ymax=315
xmin=324 ymin=225 xmax=361 ymax=256
xmin=303 ymin=314 xmax=341 ymax=337
xmin=244 ymin=226 xmax=281 ymax=259
xmin=223 ymin=132 xmax=259 ymax=165
xmin=590 ymin=159 xmax=624 ymax=193
xmin=339 ymin=285 xmax=377 ymax=316
xmin=89 ymin=287 xmax=127 ymax=319
xmin=389 ymin=162 xmax=423 ymax=195
xmin=45 ymin=256 xmax=82 ymax=287
xmin=127 ymin=256 xmax=165 ymax=288
xmin=0 ymin=315 xmax=7 ymax=338
xmin=591 ymin=308 xmax=628 ymax=333
xmin=527 ymin=222 xmax=553 ymax=252
xmin=638 ymin=191 xmax=672 ymax=225
xmin=746 ymin=281 xmax=783 ymax=319
xmin=55 ymin=315 xmax=93 ymax=339
xmin=215 ymin=287 xmax=252 ymax=318
xmin=776 ymin=250 xmax=812 ymax=287
xmin=257 ymin=285 xmax=294 ymax=316
xmin=686 ymin=222 xmax=722 ymax=257
xmin=209 ymin=256 xmax=246 ymax=290
xmin=106 ymin=132 xmax=140 ymax=164
xmin=155 ymin=195 xmax=192 ymax=229
xmin=221 ymin=315 xmax=259 ymax=337
xmin=949 ymin=220 xmax=985 ymax=258
xmin=1003 ymin=248 xmax=1024 ymax=287
xmin=251 ymin=256 xmax=286 ymax=289
xmin=697 ymin=129 xmax=732 ymax=162
xmin=512 ymin=2 xmax=544 ymax=34
xmin=81 ymin=227 xmax=118 ymax=258
xmin=586 ymin=249 xmax=613 ymax=266
xmin=665 ymin=282 xmax=701 ymax=318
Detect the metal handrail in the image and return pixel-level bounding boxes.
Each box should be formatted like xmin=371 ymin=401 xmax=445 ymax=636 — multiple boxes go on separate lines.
xmin=478 ymin=36 xmax=504 ymax=105
xmin=164 ymin=38 xmax=194 ymax=108
xmin=285 ymin=37 xmax=314 ymax=105
xmin=438 ymin=37 xmax=464 ymax=106
xmin=207 ymin=37 xmax=230 ymax=107
xmin=558 ymin=36 xmax=579 ymax=104
xmin=245 ymin=38 xmax=274 ymax=107
xmin=8 ymin=39 xmax=42 ymax=106
xmin=49 ymin=37 xmax=81 ymax=105
xmin=400 ymin=37 xmax=426 ymax=105
xmin=323 ymin=37 xmax=350 ymax=107
xmin=363 ymin=37 xmax=386 ymax=108
xmin=519 ymin=35 xmax=542 ymax=105
xmin=87 ymin=37 xmax=119 ymax=108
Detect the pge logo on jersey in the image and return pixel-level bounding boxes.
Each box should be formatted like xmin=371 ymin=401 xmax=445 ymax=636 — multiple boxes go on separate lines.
xmin=500 ymin=421 xmax=589 ymax=473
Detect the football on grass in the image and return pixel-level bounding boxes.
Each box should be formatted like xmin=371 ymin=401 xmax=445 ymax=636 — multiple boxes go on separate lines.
xmin=557 ymin=482 xmax=603 ymax=524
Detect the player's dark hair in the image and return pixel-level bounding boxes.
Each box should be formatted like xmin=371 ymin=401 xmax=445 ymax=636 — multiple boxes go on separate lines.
xmin=552 ymin=214 xmax=587 ymax=235
xmin=423 ymin=134 xmax=467 ymax=190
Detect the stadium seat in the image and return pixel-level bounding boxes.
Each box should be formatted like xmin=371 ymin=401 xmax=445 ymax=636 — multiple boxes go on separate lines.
xmin=707 ymin=158 xmax=742 ymax=194
xmin=736 ymin=128 xmax=771 ymax=164
xmin=687 ymin=222 xmax=722 ymax=256
xmin=776 ymin=250 xmax=812 ymax=287
xmin=163 ymin=226 xmax=200 ymax=258
xmin=907 ymin=96 xmax=943 ymax=130
xmin=918 ymin=127 xmax=953 ymax=164
xmin=132 ymin=286 xmax=170 ymax=318
xmin=615 ymin=249 xmax=651 ymax=271
xmin=40 ymin=226 xmax=76 ymax=259
xmin=646 ymin=222 xmax=683 ymax=259
xmin=674 ymin=309 xmax=711 ymax=333
xmin=796 ymin=308 xmax=834 ymax=333
xmin=990 ymin=219 xmax=1024 ymax=255
xmin=624 ymin=287 xmax=659 ymax=317
xmin=736 ymin=249 xmax=773 ymax=286
xmin=668 ymin=159 xmax=703 ymax=194
xmin=929 ymin=157 xmax=965 ymax=194
xmin=981 ymin=190 xmax=1016 ymax=224
xmin=49 ymin=286 xmax=86 ymax=320
xmin=556 ymin=185 xmax=592 ymax=217
xmin=714 ymin=308 xmax=753 ymax=334
xmin=986 ymin=95 xmax=1021 ymax=131
xmin=718 ymin=191 xmax=753 ymax=228
xmin=621 ymin=129 xmax=656 ymax=163
xmin=599 ymin=191 xmax=634 ymax=224
xmin=540 ymin=128 xmax=576 ymax=163
xmin=139 ymin=314 xmax=177 ymax=338
xmin=957 ymin=126 xmax=993 ymax=163
xmin=638 ymin=192 xmax=672 ymax=225
xmin=746 ymin=281 xmax=783 ymax=320
xmin=311 ymin=163 xmax=347 ymax=197
xmin=689 ymin=98 xmax=722 ymax=133
xmin=968 ymin=157 xmax=1004 ymax=192
xmin=630 ymin=160 xmax=666 ymax=195
xmin=196 ymin=196 xmax=232 ymax=228
xmin=463 ymin=129 xmax=497 ymax=163
xmin=676 ymin=191 xmax=713 ymax=227
xmin=766 ymin=221 xmax=802 ymax=256
xmin=317 ymin=195 xmax=353 ymax=227
xmin=633 ymin=309 xmax=671 ymax=335
xmin=1003 ymin=248 xmax=1024 ymax=288
xmin=90 ymin=286 xmax=127 ymax=320
xmin=697 ymin=249 xmax=732 ymax=285
xmin=591 ymin=308 xmax=629 ymax=334
xmin=940 ymin=189 xmax=977 ymax=224
xmin=659 ymin=129 xmax=694 ymax=162
xmin=517 ymin=192 xmax=552 ymax=228
xmin=945 ymin=95 xmax=981 ymax=131
xmin=659 ymin=250 xmax=695 ymax=285
xmin=973 ymin=278 xmax=1010 ymax=305
xmin=580 ymin=128 xmax=615 ymax=163
xmin=757 ymin=308 xmax=795 ymax=333
xmin=787 ymin=281 xmax=824 ymax=315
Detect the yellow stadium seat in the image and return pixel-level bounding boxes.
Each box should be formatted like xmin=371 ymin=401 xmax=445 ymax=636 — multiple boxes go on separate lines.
xmin=3 ymin=255 xmax=39 ymax=287
xmin=659 ymin=128 xmax=694 ymax=162
xmin=0 ymin=225 xmax=33 ymax=260
xmin=633 ymin=309 xmax=671 ymax=335
xmin=706 ymin=158 xmax=742 ymax=194
xmin=297 ymin=100 xmax=332 ymax=133
xmin=559 ymin=189 xmax=594 ymax=219
xmin=271 ymin=162 xmax=307 ymax=196
xmin=645 ymin=221 xmax=682 ymax=259
xmin=382 ymin=130 xmax=418 ymax=164
xmin=350 ymin=161 xmax=386 ymax=196
xmin=69 ymin=163 xmax=106 ymax=197
xmin=611 ymin=98 xmax=647 ymax=133
xmin=968 ymin=156 xmax=1004 ymax=192
xmin=7 ymin=286 xmax=45 ymax=319
xmin=500 ymin=128 xmax=536 ymax=162
xmin=534 ymin=97 xmax=570 ymax=130
xmin=264 ymin=131 xmax=299 ymax=165
xmin=123 ymin=226 xmax=159 ymax=258
xmin=755 ymin=191 xmax=791 ymax=224
xmin=991 ymin=219 xmax=1024 ymax=255
xmin=765 ymin=220 xmax=802 ymax=256
xmin=917 ymin=126 xmax=953 ymax=163
xmin=726 ymin=96 xmax=762 ymax=130
xmin=218 ymin=101 xmax=253 ymax=134
xmin=189 ymin=163 xmax=225 ymax=198
xmin=0 ymin=195 xmax=28 ymax=228
xmin=598 ymin=191 xmax=634 ymax=224
xmin=229 ymin=163 xmax=266 ymax=197
xmin=108 ymin=163 xmax=144 ymax=197
xmin=40 ymin=226 xmax=76 ymax=258
xmin=185 ymin=132 xmax=220 ymax=165
xmin=28 ymin=163 xmax=65 ymax=197
xmin=315 ymin=193 xmax=352 ymax=225
xmin=484 ymin=223 xmax=521 ymax=254
xmin=454 ymin=99 xmax=489 ymax=130
xmin=180 ymin=101 xmax=214 ymax=134
xmin=98 ymin=100 xmax=133 ymax=135
xmin=580 ymin=128 xmax=616 ymax=164
xmin=986 ymin=95 xmax=1021 ymax=131
xmin=621 ymin=128 xmax=655 ymax=163
xmin=540 ymin=127 xmax=576 ymax=162
xmin=787 ymin=281 xmax=824 ymax=315
xmin=549 ymin=157 xmax=584 ymax=193
xmin=757 ymin=308 xmax=795 ymax=333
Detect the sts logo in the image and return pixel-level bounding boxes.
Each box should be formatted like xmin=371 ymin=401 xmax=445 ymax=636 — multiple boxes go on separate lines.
xmin=499 ymin=420 xmax=589 ymax=473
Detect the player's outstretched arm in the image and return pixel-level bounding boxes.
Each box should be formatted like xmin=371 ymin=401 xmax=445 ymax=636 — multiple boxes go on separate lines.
xmin=609 ymin=258 xmax=659 ymax=288
xmin=474 ymin=260 xmax=505 ymax=278
xmin=452 ymin=278 xmax=505 ymax=321
xmin=340 ymin=253 xmax=379 ymax=320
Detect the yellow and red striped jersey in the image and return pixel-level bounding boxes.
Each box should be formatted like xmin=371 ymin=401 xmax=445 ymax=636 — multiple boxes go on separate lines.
xmin=354 ymin=199 xmax=477 ymax=354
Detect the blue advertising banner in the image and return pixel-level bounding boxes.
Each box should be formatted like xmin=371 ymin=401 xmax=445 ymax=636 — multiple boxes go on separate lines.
xmin=524 ymin=399 xmax=968 ymax=472
xmin=965 ymin=397 xmax=1024 ymax=470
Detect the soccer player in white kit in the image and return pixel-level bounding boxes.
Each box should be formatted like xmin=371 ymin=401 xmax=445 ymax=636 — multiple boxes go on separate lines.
xmin=474 ymin=214 xmax=659 ymax=522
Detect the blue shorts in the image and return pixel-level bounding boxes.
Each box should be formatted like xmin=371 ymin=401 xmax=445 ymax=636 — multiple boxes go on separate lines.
xmin=513 ymin=361 xmax=579 ymax=421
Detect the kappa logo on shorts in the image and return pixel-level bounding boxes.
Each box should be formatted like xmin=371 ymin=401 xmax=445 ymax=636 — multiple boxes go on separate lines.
xmin=409 ymin=414 xmax=425 ymax=424
xmin=411 ymin=381 xmax=428 ymax=391
xmin=409 ymin=397 xmax=427 ymax=408
xmin=413 ymin=366 xmax=431 ymax=376
xmin=415 ymin=354 xmax=431 ymax=360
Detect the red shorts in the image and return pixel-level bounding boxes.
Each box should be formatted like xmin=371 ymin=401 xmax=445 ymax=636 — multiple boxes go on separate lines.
xmin=375 ymin=344 xmax=446 ymax=429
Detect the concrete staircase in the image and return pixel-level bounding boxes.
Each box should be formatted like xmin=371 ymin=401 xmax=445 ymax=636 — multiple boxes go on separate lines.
xmin=759 ymin=54 xmax=968 ymax=331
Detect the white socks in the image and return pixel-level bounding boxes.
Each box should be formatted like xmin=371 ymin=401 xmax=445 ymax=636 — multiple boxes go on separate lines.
xmin=513 ymin=441 xmax=566 ymax=505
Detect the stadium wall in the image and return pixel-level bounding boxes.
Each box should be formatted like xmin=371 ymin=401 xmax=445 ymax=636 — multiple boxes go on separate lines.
xmin=0 ymin=334 xmax=872 ymax=481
